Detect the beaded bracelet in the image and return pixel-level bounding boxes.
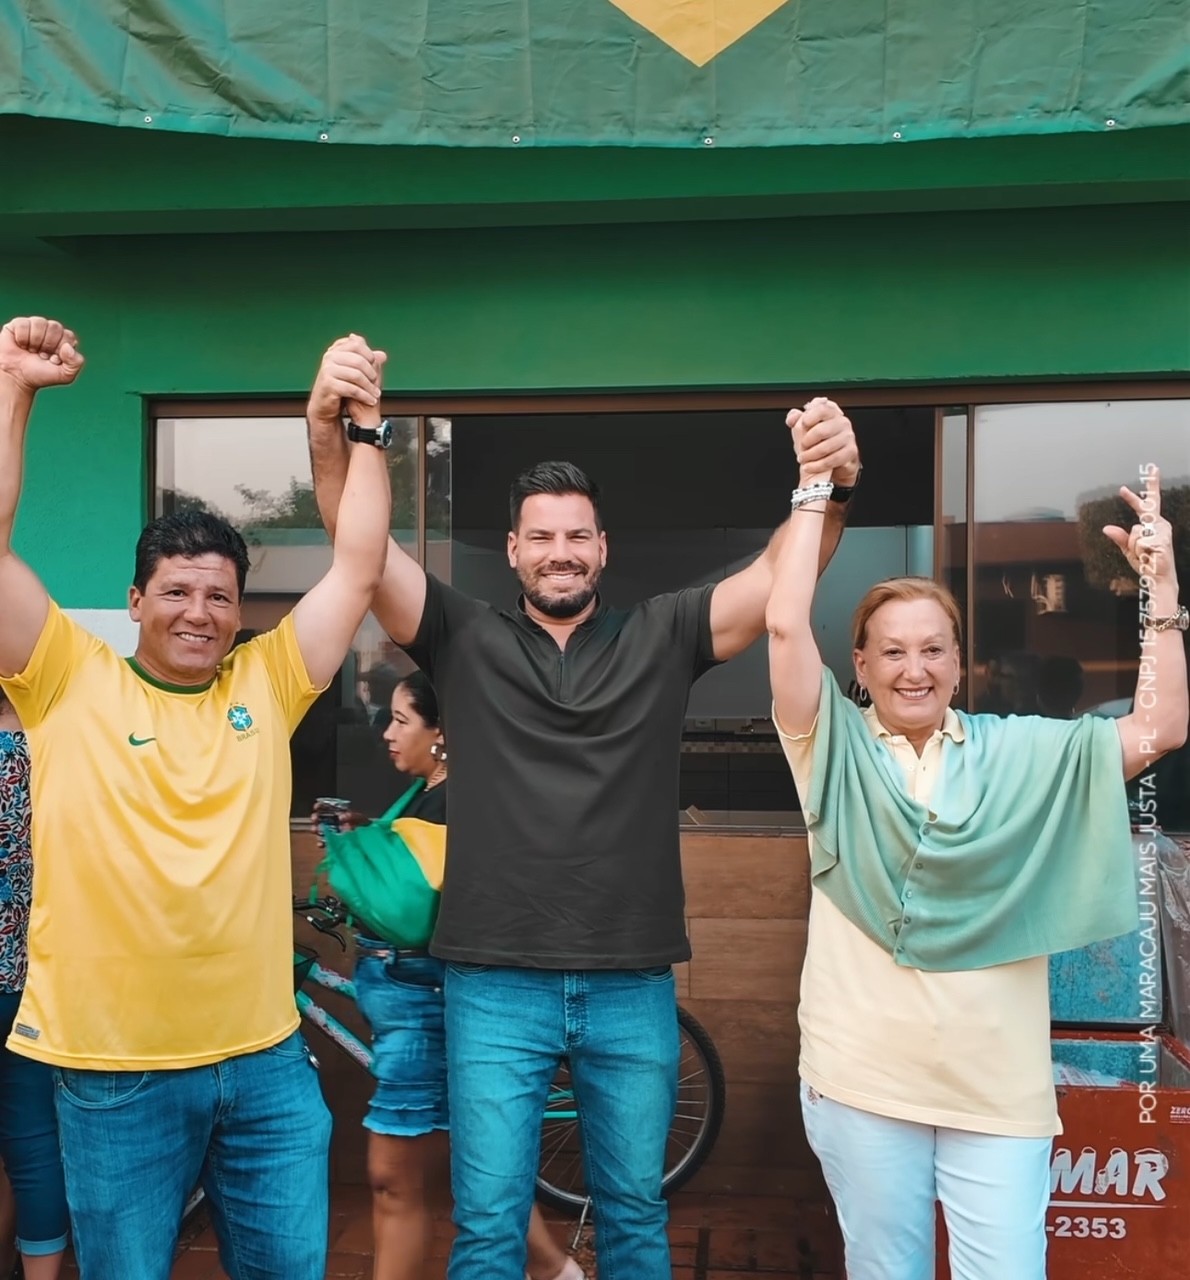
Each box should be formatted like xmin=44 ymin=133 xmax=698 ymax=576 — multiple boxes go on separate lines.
xmin=790 ymin=482 xmax=833 ymax=511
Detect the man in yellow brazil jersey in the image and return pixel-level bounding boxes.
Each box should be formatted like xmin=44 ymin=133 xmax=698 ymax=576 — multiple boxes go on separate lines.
xmin=0 ymin=317 xmax=393 ymax=1280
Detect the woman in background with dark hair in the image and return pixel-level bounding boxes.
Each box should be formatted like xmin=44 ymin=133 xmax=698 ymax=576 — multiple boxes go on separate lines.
xmin=317 ymin=671 xmax=582 ymax=1280
xmin=0 ymin=691 xmax=68 ymax=1279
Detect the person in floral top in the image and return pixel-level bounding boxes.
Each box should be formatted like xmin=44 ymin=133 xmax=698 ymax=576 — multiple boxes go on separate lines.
xmin=0 ymin=690 xmax=68 ymax=1277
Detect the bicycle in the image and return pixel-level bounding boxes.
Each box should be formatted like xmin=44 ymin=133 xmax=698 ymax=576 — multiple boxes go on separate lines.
xmin=293 ymin=894 xmax=727 ymax=1216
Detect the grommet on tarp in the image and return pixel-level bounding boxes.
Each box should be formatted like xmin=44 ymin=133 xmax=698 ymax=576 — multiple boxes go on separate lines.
xmin=144 ymin=115 xmax=153 ymax=124
xmin=1105 ymin=118 xmax=1118 ymax=128
xmin=318 ymin=131 xmax=330 ymax=142
xmin=702 ymin=135 xmax=715 ymax=146
xmin=892 ymin=129 xmax=904 ymax=140
xmin=511 ymin=134 xmax=522 ymax=143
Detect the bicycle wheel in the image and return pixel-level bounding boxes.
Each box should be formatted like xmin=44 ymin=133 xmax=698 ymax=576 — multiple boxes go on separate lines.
xmin=535 ymin=1004 xmax=726 ymax=1214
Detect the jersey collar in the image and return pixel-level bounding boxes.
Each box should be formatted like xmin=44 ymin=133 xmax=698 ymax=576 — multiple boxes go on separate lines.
xmin=125 ymin=656 xmax=216 ymax=695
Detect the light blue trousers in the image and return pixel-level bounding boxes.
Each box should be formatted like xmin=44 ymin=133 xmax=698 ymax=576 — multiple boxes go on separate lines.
xmin=801 ymin=1080 xmax=1051 ymax=1280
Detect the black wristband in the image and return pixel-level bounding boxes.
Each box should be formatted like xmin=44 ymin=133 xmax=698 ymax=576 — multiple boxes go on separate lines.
xmin=829 ymin=465 xmax=862 ymax=504
xmin=345 ymin=418 xmax=393 ymax=449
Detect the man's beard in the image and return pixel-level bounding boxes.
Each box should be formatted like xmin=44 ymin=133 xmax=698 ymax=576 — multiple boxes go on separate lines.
xmin=521 ymin=564 xmax=602 ymax=619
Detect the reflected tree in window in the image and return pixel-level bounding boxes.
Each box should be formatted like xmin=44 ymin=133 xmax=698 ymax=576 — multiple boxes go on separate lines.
xmin=158 ymin=488 xmax=230 ymax=519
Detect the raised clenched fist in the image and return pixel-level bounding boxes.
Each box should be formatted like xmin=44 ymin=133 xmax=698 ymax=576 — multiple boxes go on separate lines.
xmin=0 ymin=317 xmax=85 ymax=393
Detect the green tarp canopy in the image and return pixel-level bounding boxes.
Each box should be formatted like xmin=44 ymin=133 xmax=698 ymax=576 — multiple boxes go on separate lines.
xmin=1 ymin=0 xmax=1186 ymax=147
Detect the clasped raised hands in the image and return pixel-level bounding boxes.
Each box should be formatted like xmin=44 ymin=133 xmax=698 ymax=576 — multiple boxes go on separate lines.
xmin=788 ymin=397 xmax=858 ymax=487
xmin=308 ymin=334 xmax=387 ymax=425
xmin=0 ymin=317 xmax=85 ymax=393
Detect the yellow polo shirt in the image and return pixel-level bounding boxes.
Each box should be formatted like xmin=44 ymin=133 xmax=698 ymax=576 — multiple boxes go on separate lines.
xmin=778 ymin=703 xmax=1060 ymax=1138
xmin=0 ymin=603 xmax=322 ymax=1069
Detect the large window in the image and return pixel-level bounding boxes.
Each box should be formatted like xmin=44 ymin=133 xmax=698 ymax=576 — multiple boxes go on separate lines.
xmin=154 ymin=389 xmax=1189 ymax=830
xmin=966 ymin=400 xmax=1190 ymax=829
xmin=155 ymin=414 xmax=428 ymax=816
xmin=445 ymin=406 xmax=935 ymax=819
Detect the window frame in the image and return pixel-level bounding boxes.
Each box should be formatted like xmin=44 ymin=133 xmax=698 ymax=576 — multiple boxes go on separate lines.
xmin=152 ymin=379 xmax=1189 ymax=821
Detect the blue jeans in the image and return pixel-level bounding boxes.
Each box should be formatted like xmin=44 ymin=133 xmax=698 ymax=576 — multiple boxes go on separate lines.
xmin=54 ymin=1030 xmax=332 ymax=1280
xmin=0 ymin=991 xmax=69 ymax=1256
xmin=444 ymin=965 xmax=679 ymax=1280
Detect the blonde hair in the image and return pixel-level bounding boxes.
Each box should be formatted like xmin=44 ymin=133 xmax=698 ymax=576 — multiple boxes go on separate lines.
xmin=852 ymin=577 xmax=963 ymax=651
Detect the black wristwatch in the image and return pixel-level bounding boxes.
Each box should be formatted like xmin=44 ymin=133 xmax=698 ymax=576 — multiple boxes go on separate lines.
xmin=345 ymin=418 xmax=393 ymax=449
xmin=830 ymin=465 xmax=862 ymax=504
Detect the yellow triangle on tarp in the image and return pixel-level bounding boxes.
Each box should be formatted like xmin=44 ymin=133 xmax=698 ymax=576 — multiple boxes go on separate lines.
xmin=608 ymin=0 xmax=790 ymax=67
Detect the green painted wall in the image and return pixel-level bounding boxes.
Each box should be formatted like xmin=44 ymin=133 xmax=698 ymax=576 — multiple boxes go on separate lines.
xmin=2 ymin=118 xmax=1187 ymax=234
xmin=2 ymin=200 xmax=1188 ymax=606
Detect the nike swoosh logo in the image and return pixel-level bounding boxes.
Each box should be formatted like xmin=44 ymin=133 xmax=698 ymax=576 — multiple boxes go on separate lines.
xmin=128 ymin=734 xmax=157 ymax=747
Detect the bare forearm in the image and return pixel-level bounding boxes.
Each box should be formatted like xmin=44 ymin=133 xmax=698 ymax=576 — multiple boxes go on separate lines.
xmin=766 ymin=506 xmax=827 ymax=638
xmin=1140 ymin=580 xmax=1189 ymax=753
xmin=332 ymin=443 xmax=392 ymax=593
xmin=766 ymin=500 xmax=828 ymax=731
xmin=817 ymin=500 xmax=846 ymax=575
xmin=760 ymin=498 xmax=847 ymax=581
xmin=307 ymin=410 xmax=350 ymax=540
xmin=0 ymin=380 xmax=50 ymax=677
xmin=0 ymin=381 xmax=33 ymax=553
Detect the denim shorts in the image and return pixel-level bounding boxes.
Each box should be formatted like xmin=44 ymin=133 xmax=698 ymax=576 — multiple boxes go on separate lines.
xmin=354 ymin=948 xmax=449 ymax=1137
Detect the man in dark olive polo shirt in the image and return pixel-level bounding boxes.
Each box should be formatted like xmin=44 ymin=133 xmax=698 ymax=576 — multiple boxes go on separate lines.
xmin=307 ymin=339 xmax=860 ymax=1280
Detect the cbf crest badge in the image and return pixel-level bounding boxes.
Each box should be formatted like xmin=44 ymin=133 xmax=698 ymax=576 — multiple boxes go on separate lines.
xmin=227 ymin=705 xmax=254 ymax=732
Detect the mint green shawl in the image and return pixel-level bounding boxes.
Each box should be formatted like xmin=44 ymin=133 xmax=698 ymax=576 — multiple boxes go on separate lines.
xmin=804 ymin=669 xmax=1137 ymax=971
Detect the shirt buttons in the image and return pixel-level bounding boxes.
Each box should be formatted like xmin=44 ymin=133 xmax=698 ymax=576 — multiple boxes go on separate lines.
xmin=915 ymin=861 xmax=924 ymax=869
xmin=905 ymin=890 xmax=914 ymax=898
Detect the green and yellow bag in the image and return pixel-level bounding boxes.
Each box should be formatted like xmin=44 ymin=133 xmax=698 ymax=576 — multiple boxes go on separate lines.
xmin=315 ymin=781 xmax=446 ymax=948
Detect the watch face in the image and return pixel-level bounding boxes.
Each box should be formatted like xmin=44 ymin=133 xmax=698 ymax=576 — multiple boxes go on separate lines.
xmin=377 ymin=421 xmax=393 ymax=448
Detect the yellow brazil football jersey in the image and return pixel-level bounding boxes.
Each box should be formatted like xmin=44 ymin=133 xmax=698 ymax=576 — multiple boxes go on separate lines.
xmin=0 ymin=603 xmax=324 ymax=1069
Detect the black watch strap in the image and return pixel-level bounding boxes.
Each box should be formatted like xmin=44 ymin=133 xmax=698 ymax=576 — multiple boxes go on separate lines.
xmin=830 ymin=465 xmax=862 ymax=504
xmin=345 ymin=418 xmax=392 ymax=449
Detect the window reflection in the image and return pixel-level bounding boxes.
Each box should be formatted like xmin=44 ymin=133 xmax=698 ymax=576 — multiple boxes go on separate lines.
xmin=155 ymin=414 xmax=421 ymax=817
xmin=425 ymin=416 xmax=452 ymax=583
xmin=938 ymin=409 xmax=969 ymax=705
xmin=157 ymin=416 xmax=420 ymax=580
xmin=972 ymin=400 xmax=1190 ymax=830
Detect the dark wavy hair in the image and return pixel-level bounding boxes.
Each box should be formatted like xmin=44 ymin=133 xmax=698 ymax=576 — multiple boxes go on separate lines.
xmin=509 ymin=461 xmax=602 ymax=532
xmin=396 ymin=670 xmax=440 ymax=730
xmin=133 ymin=512 xmax=251 ymax=599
